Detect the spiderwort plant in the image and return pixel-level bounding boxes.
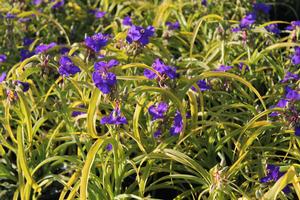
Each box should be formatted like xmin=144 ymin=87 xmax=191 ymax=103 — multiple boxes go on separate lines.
xmin=2 ymin=1 xmax=300 ymax=199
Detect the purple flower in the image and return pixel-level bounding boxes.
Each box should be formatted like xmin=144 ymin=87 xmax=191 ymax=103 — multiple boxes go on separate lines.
xmin=92 ymin=72 xmax=116 ymax=94
xmin=281 ymin=72 xmax=299 ymax=83
xmin=90 ymin=10 xmax=106 ymax=18
xmin=35 ymin=42 xmax=57 ymax=54
xmin=192 ymin=80 xmax=210 ymax=91
xmin=286 ymin=21 xmax=300 ymax=30
xmin=100 ymin=107 xmax=127 ymax=125
xmin=17 ymin=81 xmax=30 ymax=92
xmin=285 ymin=87 xmax=300 ymax=101
xmin=72 ymin=104 xmax=85 ymax=117
xmin=92 ymin=60 xmax=118 ymax=94
xmin=269 ymin=99 xmax=289 ymax=117
xmin=261 ymin=164 xmax=290 ymax=194
xmin=260 ymin=164 xmax=282 ymax=183
xmin=153 ymin=129 xmax=162 ymax=138
xmin=231 ymin=27 xmax=241 ymax=32
xmin=32 ymin=0 xmax=43 ymax=5
xmin=253 ymin=3 xmax=271 ymax=15
xmin=60 ymin=47 xmax=70 ymax=55
xmin=0 ymin=54 xmax=7 ymax=63
xmin=20 ymin=50 xmax=35 ymax=61
xmin=201 ymin=0 xmax=207 ymax=6
xmin=58 ymin=56 xmax=81 ymax=77
xmin=170 ymin=111 xmax=183 ymax=136
xmin=294 ymin=126 xmax=300 ymax=137
xmin=123 ymin=16 xmax=132 ymax=26
xmin=52 ymin=0 xmax=64 ymax=9
xmin=238 ymin=62 xmax=249 ymax=71
xmin=266 ymin=24 xmax=280 ymax=35
xmin=94 ymin=59 xmax=119 ymax=73
xmin=23 ymin=37 xmax=34 ymax=46
xmin=276 ymin=99 xmax=288 ymax=108
xmin=144 ymin=59 xmax=178 ymax=80
xmin=148 ymin=102 xmax=168 ymax=120
xmin=126 ymin=25 xmax=155 ymax=46
xmin=215 ymin=65 xmax=233 ymax=72
xmin=19 ymin=17 xmax=32 ymax=23
xmin=106 ymin=144 xmax=113 ymax=151
xmin=240 ymin=12 xmax=256 ymax=29
xmin=166 ymin=21 xmax=180 ymax=30
xmin=292 ymin=21 xmax=300 ymax=27
xmin=85 ymin=33 xmax=109 ymax=53
xmin=6 ymin=13 xmax=16 ymax=19
xmin=292 ymin=47 xmax=300 ymax=65
xmin=0 ymin=72 xmax=7 ymax=83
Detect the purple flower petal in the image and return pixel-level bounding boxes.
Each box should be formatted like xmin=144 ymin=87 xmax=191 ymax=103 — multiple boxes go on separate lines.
xmin=123 ymin=16 xmax=132 ymax=26
xmin=85 ymin=33 xmax=109 ymax=53
xmin=0 ymin=72 xmax=7 ymax=83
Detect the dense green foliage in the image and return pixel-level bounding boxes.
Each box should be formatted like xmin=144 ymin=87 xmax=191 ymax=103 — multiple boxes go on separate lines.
xmin=0 ymin=0 xmax=300 ymax=199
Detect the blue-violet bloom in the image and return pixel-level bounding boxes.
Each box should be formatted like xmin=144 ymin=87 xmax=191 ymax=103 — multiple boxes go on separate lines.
xmin=192 ymin=80 xmax=210 ymax=91
xmin=85 ymin=33 xmax=109 ymax=53
xmin=266 ymin=24 xmax=280 ymax=35
xmin=166 ymin=21 xmax=180 ymax=30
xmin=0 ymin=54 xmax=7 ymax=63
xmin=58 ymin=56 xmax=81 ymax=77
xmin=295 ymin=126 xmax=300 ymax=137
xmin=261 ymin=164 xmax=290 ymax=193
xmin=17 ymin=81 xmax=30 ymax=92
xmin=52 ymin=0 xmax=64 ymax=9
xmin=0 ymin=72 xmax=7 ymax=83
xmin=285 ymin=86 xmax=300 ymax=101
xmin=100 ymin=107 xmax=127 ymax=125
xmin=23 ymin=37 xmax=34 ymax=46
xmin=126 ymin=25 xmax=155 ymax=46
xmin=20 ymin=50 xmax=35 ymax=61
xmin=240 ymin=12 xmax=256 ymax=29
xmin=215 ymin=65 xmax=233 ymax=72
xmin=35 ymin=42 xmax=57 ymax=54
xmin=253 ymin=3 xmax=271 ymax=15
xmin=123 ymin=16 xmax=132 ymax=26
xmin=281 ymin=72 xmax=299 ymax=83
xmin=144 ymin=58 xmax=178 ymax=80
xmin=148 ymin=102 xmax=168 ymax=120
xmin=292 ymin=47 xmax=300 ymax=65
xmin=170 ymin=111 xmax=183 ymax=136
